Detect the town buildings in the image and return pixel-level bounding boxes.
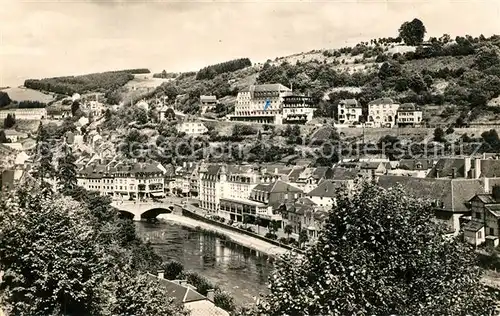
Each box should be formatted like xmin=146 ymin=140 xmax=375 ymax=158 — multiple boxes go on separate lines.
xmin=396 ymin=103 xmax=423 ymax=127
xmin=231 ymin=84 xmax=316 ymax=124
xmin=338 ymin=99 xmax=363 ymax=125
xmin=367 ymin=98 xmax=400 ymax=127
xmin=0 ymin=108 xmax=47 ymax=120
xmin=76 ymin=160 xmax=166 ymax=200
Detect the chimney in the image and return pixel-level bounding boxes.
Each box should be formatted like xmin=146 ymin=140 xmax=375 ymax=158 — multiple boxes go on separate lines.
xmin=451 ymin=167 xmax=457 ymax=179
xmin=157 ymin=270 xmax=164 ymax=279
xmin=493 ymin=185 xmax=500 ymax=202
xmin=206 ymin=289 xmax=215 ymax=302
xmin=464 ymin=157 xmax=471 ymax=179
xmin=484 ymin=177 xmax=490 ymax=194
xmin=474 ymin=158 xmax=481 ymax=179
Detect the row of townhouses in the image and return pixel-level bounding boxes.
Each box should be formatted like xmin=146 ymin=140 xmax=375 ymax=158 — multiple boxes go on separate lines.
xmin=338 ymin=98 xmax=423 ymax=127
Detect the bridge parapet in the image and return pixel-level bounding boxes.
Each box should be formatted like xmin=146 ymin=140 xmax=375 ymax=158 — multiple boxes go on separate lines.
xmin=111 ymin=201 xmax=174 ymax=221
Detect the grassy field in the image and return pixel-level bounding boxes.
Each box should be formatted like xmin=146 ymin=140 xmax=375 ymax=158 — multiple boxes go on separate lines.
xmin=1 ymin=87 xmax=55 ymax=103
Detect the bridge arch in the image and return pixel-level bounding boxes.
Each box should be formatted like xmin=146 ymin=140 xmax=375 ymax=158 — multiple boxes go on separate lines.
xmin=118 ymin=210 xmax=135 ymax=220
xmin=140 ymin=206 xmax=174 ymax=220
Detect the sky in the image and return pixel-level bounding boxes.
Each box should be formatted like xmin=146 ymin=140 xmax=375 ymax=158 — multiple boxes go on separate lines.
xmin=1 ymin=0 xmax=499 ymax=87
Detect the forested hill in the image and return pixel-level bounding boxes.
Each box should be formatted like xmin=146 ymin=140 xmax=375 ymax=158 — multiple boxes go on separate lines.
xmin=23 ymin=68 xmax=150 ymax=95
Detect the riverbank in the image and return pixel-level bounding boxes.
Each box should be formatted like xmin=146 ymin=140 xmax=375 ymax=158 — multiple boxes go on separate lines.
xmin=158 ymin=213 xmax=292 ymax=257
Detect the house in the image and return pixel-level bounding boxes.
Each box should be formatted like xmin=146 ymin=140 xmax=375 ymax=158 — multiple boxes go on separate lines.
xmin=338 ymin=99 xmax=363 ymax=125
xmin=200 ymin=95 xmax=218 ymax=114
xmin=292 ymin=167 xmax=333 ymax=193
xmin=177 ymin=118 xmax=208 ymax=136
xmin=377 ymin=175 xmax=487 ymax=234
xmin=279 ymin=196 xmax=327 ymax=241
xmin=367 ymin=98 xmax=400 ymax=128
xmin=396 ymin=103 xmax=423 ymax=127
xmin=387 ymin=158 xmax=434 ymax=178
xmin=306 ymin=179 xmax=352 ymax=210
xmin=464 ymin=185 xmax=500 ymax=246
xmin=281 ymin=95 xmax=316 ymax=124
xmin=148 ymin=273 xmax=229 ymax=316
xmin=3 ymin=129 xmax=28 ymax=142
xmin=359 ymin=161 xmax=388 ymax=178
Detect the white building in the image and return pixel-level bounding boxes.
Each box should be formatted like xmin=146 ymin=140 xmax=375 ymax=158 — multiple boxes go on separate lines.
xmin=367 ymin=98 xmax=400 ymax=128
xmin=396 ymin=103 xmax=423 ymax=127
xmin=338 ymin=99 xmax=363 ymax=124
xmin=177 ymin=118 xmax=208 ymax=136
xmin=282 ymin=95 xmax=316 ymax=124
xmin=0 ymin=108 xmax=47 ymax=120
xmin=3 ymin=129 xmax=28 ymax=143
xmin=232 ymin=84 xmax=293 ymax=124
xmin=200 ymin=95 xmax=218 ymax=114
xmin=77 ymin=161 xmax=166 ymax=200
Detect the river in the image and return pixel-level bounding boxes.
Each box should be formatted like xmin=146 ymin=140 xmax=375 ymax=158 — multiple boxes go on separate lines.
xmin=135 ymin=221 xmax=274 ymax=306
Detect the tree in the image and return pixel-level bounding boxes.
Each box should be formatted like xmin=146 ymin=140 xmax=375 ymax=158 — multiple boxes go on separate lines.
xmin=0 ymin=91 xmax=11 ymax=108
xmin=3 ymin=113 xmax=16 ymax=129
xmin=32 ymin=123 xmax=55 ymax=190
xmin=433 ymin=127 xmax=445 ymax=142
xmin=398 ymin=18 xmax=426 ymax=46
xmin=298 ymin=229 xmax=309 ymax=248
xmin=162 ymin=260 xmax=184 ymax=280
xmin=56 ymin=143 xmax=78 ymax=196
xmin=255 ymin=182 xmax=496 ymax=315
xmin=0 ymin=130 xmax=9 ymax=143
xmin=284 ymin=224 xmax=293 ymax=239
xmin=0 ymin=180 xmax=187 ymax=316
xmin=71 ymin=100 xmax=80 ymax=117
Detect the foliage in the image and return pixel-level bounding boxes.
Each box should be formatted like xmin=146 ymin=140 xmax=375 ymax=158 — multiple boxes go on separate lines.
xmin=17 ymin=100 xmax=46 ymax=108
xmin=284 ymin=224 xmax=293 ymax=237
xmin=214 ymin=289 xmax=236 ymax=312
xmin=0 ymin=91 xmax=12 ymax=108
xmin=398 ymin=18 xmax=427 ymax=46
xmin=433 ymin=127 xmax=445 ymax=142
xmin=254 ymin=182 xmax=497 ymax=315
xmin=56 ymin=143 xmax=78 ymax=196
xmin=0 ymin=180 xmax=186 ymax=316
xmin=31 ymin=123 xmax=56 ymax=188
xmin=196 ymin=58 xmax=252 ymax=80
xmin=3 ymin=113 xmax=16 ymax=129
xmin=162 ymin=260 xmax=184 ymax=280
xmin=0 ymin=130 xmax=9 ymax=143
xmin=23 ymin=69 xmax=147 ymax=95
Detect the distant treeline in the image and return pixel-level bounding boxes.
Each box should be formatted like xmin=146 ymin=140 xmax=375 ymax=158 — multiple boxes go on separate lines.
xmin=195 ymin=58 xmax=252 ymax=80
xmin=18 ymin=101 xmax=46 ymax=108
xmin=24 ymin=69 xmax=150 ymax=95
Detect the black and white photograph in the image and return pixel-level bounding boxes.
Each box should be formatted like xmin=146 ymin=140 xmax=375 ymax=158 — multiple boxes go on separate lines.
xmin=1 ymin=0 xmax=500 ymax=315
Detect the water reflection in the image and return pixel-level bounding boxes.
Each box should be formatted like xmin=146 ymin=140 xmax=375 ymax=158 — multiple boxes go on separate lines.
xmin=135 ymin=221 xmax=273 ymax=305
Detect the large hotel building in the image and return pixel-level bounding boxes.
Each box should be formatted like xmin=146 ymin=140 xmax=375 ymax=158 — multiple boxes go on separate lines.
xmin=231 ymin=84 xmax=315 ymax=124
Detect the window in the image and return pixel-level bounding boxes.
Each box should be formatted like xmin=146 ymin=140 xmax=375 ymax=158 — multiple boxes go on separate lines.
xmin=478 ymin=231 xmax=482 ymax=239
xmin=476 ymin=212 xmax=481 ymax=219
xmin=490 ymin=227 xmax=495 ymax=235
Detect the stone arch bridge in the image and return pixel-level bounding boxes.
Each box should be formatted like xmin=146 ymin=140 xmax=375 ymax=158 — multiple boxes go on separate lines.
xmin=111 ymin=201 xmax=177 ymax=221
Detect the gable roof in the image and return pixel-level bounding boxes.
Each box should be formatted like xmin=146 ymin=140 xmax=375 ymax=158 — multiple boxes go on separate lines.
xmin=339 ymin=99 xmax=361 ymax=108
xmin=398 ymin=158 xmax=434 ymax=171
xmin=147 ymin=274 xmax=207 ymax=304
xmin=463 ymin=220 xmax=484 ymax=232
xmin=332 ymin=167 xmax=359 ymax=180
xmin=377 ymin=176 xmax=485 ymax=213
xmin=486 ymin=204 xmax=500 ymax=217
xmin=427 ymin=158 xmax=465 ymax=178
xmin=253 ymin=180 xmax=302 ymax=194
xmin=368 ymin=97 xmax=397 ymax=105
xmin=307 ymin=180 xmax=345 ymax=197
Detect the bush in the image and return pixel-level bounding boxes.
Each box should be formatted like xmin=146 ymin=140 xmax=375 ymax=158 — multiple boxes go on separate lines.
xmin=214 ymin=289 xmax=236 ymax=311
xmin=265 ymin=232 xmax=278 ymax=240
xmin=162 ymin=260 xmax=184 ymax=280
xmin=446 ymin=126 xmax=455 ymax=134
